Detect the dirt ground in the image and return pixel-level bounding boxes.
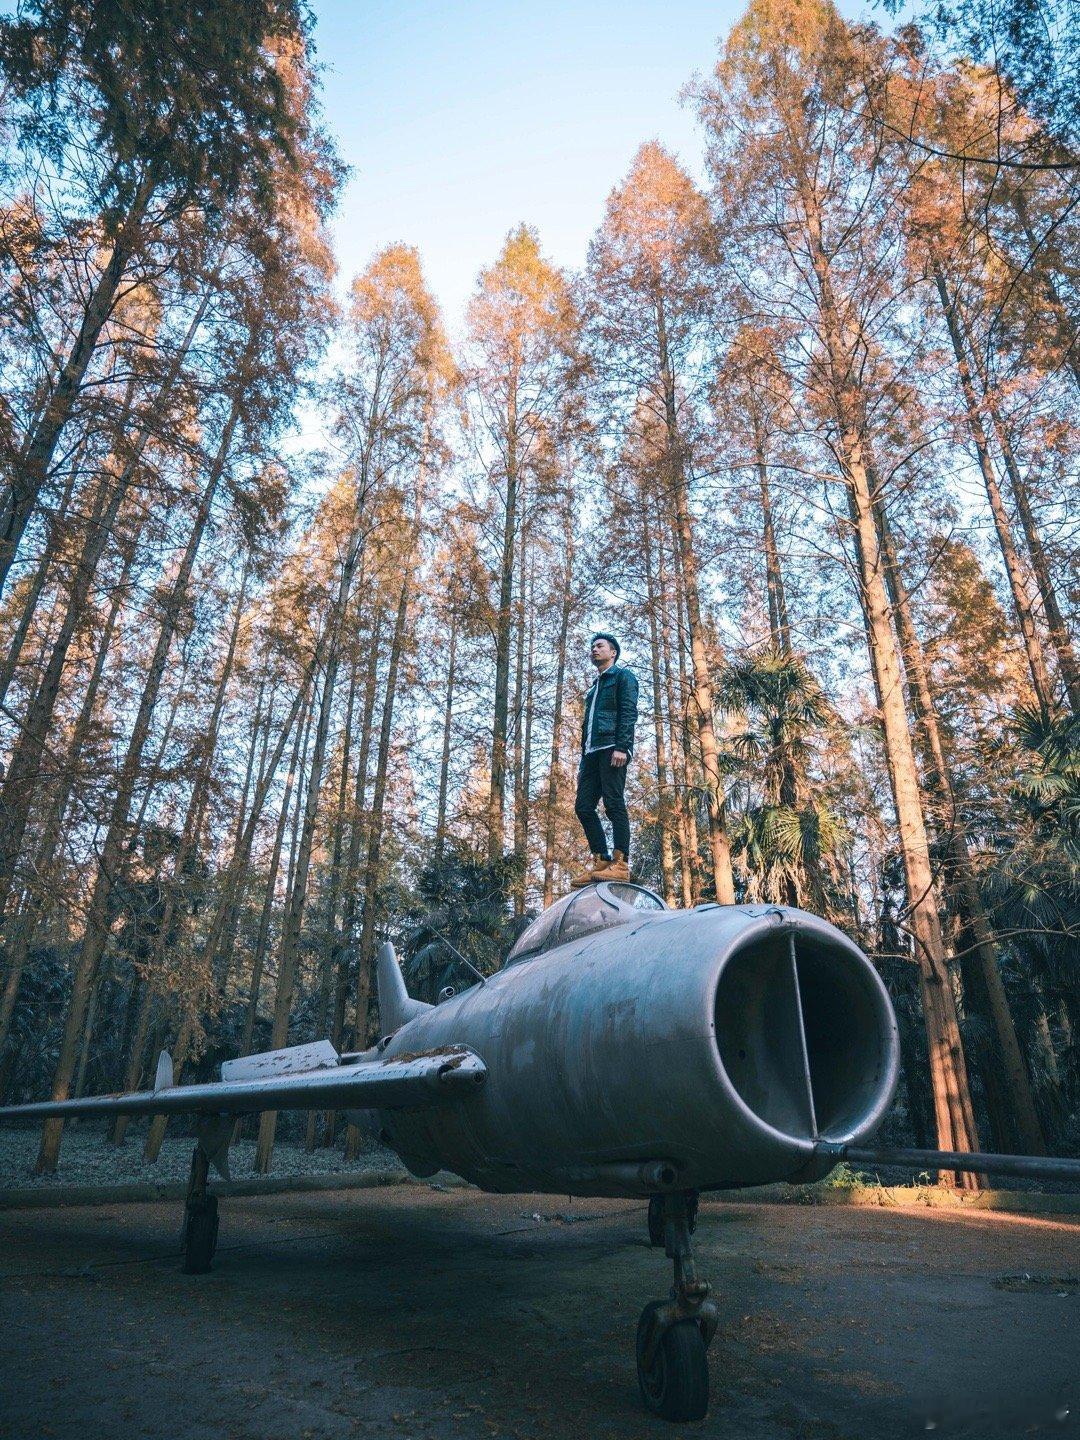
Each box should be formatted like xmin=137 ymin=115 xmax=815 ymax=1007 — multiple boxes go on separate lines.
xmin=0 ymin=1185 xmax=1077 ymax=1440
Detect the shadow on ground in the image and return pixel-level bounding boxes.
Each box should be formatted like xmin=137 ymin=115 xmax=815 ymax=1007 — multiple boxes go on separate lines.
xmin=1 ymin=1185 xmax=1077 ymax=1439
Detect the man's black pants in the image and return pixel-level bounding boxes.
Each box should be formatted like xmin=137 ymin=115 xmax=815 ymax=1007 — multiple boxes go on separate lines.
xmin=574 ymin=748 xmax=630 ymax=858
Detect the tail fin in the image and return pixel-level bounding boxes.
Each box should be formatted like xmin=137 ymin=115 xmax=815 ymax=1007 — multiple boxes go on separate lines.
xmin=376 ymin=941 xmax=432 ymax=1032
xmin=154 ymin=1050 xmax=174 ymax=1092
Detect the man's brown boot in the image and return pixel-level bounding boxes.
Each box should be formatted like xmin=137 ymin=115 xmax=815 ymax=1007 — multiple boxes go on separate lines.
xmin=570 ymin=854 xmax=607 ymax=889
xmin=591 ymin=849 xmax=630 ymax=883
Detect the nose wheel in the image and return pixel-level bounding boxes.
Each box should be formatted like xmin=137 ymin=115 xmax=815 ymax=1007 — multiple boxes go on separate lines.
xmin=636 ymin=1190 xmax=717 ymax=1423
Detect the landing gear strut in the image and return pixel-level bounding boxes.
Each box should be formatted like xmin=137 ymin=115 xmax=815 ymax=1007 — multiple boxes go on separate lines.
xmin=636 ymin=1190 xmax=716 ymax=1422
xmin=648 ymin=1190 xmax=697 ymax=1248
xmin=181 ymin=1142 xmax=219 ymax=1274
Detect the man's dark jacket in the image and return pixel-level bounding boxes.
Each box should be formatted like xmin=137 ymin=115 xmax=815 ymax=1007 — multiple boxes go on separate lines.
xmin=580 ymin=664 xmax=639 ymax=758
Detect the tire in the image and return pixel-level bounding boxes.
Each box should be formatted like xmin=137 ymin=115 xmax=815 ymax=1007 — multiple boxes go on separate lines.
xmin=182 ymin=1196 xmax=219 ymax=1274
xmin=648 ymin=1195 xmax=665 ymax=1247
xmin=636 ymin=1304 xmax=710 ymax=1423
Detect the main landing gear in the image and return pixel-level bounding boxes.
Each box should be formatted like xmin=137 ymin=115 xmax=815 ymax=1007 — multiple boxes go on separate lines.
xmin=181 ymin=1141 xmax=219 ymax=1274
xmin=636 ymin=1190 xmax=717 ymax=1423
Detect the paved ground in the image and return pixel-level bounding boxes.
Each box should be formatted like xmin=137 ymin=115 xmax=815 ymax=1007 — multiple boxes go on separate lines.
xmin=0 ymin=1185 xmax=1077 ymax=1440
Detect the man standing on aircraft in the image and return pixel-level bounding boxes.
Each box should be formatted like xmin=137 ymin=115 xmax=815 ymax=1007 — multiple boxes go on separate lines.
xmin=570 ymin=632 xmax=638 ymax=887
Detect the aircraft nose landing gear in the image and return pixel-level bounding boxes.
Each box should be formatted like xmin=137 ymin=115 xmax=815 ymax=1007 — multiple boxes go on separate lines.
xmin=636 ymin=1190 xmax=717 ymax=1422
xmin=648 ymin=1189 xmax=697 ymax=1247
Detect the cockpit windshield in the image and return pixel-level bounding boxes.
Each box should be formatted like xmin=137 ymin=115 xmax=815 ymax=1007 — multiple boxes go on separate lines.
xmin=558 ymin=887 xmax=623 ymax=945
xmin=604 ymin=883 xmax=667 ymax=911
xmin=505 ymin=882 xmax=667 ymax=965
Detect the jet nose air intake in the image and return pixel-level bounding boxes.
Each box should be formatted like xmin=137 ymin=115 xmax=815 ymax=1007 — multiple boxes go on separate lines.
xmin=713 ymin=924 xmax=896 ymax=1145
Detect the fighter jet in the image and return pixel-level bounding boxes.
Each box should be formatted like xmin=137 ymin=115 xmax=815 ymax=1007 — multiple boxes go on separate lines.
xmin=4 ymin=881 xmax=1077 ymax=1422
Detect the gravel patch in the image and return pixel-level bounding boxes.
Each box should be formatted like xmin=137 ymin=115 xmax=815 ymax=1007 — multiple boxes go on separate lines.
xmin=0 ymin=1122 xmax=405 ymax=1189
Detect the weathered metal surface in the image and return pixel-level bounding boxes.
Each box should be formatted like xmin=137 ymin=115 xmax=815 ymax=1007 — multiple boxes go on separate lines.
xmin=0 ymin=1047 xmax=487 ymax=1121
xmin=194 ymin=1115 xmax=237 ymax=1180
xmin=221 ymin=1038 xmax=340 ymax=1083
xmin=375 ymin=940 xmax=433 ymax=1030
xmin=0 ymin=887 xmax=901 ymax=1212
xmin=377 ymin=902 xmax=899 ymax=1195
xmin=639 ymin=1189 xmax=719 ymax=1370
xmin=825 ymin=1142 xmax=1080 ymax=1184
xmin=153 ymin=1050 xmax=174 ymax=1092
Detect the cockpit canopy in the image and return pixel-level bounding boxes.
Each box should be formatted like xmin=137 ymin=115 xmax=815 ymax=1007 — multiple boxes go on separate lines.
xmin=505 ymin=882 xmax=668 ymax=966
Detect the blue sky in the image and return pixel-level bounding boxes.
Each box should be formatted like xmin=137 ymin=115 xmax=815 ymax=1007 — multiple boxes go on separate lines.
xmin=313 ymin=1 xmax=762 ymax=332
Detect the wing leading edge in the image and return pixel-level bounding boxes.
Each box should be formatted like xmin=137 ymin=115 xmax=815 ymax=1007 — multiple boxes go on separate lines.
xmin=0 ymin=1045 xmax=486 ymax=1122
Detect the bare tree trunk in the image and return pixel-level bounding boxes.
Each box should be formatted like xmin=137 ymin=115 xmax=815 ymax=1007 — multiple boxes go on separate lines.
xmin=520 ymin=557 xmax=537 ymax=904
xmin=210 ymin=677 xmax=269 ymax=990
xmin=656 ymin=295 xmax=734 ymax=903
xmin=1035 ymin=999 xmax=1063 ymax=1090
xmin=434 ymin=612 xmax=458 ymax=858
xmin=0 ymin=173 xmax=158 ymax=597
xmin=542 ymin=514 xmax=574 ymax=906
xmin=824 ymin=389 xmax=981 ymax=1183
xmin=0 ymin=909 xmax=33 ymax=1066
xmin=345 ymin=577 xmax=409 ymax=1160
xmin=127 ymin=640 xmax=195 ymax=848
xmin=1010 ymin=186 xmax=1080 ymax=393
xmin=111 ymin=659 xmax=314 ymax=1147
xmin=255 ymin=521 xmax=369 ymax=1172
xmin=72 ymin=980 xmax=100 ymax=1101
xmin=321 ymin=658 xmax=359 ymax=981
xmin=136 ymin=559 xmax=253 ymax=1163
xmin=0 ymin=452 xmax=83 ymax=712
xmin=108 ymin=983 xmax=155 ymax=1145
xmin=751 ymin=408 xmax=792 ymax=653
xmin=203 ymin=662 xmax=318 ymax=1019
xmin=0 ymin=518 xmax=140 ymax=1055
xmin=511 ymin=508 xmax=528 ymax=916
xmin=143 ymin=1008 xmax=200 ymax=1162
xmin=319 ymin=616 xmax=383 ymax=1151
xmin=997 ymin=440 xmax=1080 ymax=712
xmin=308 ymin=654 xmax=359 ymax=1146
xmin=487 ymin=375 xmax=519 ymax=861
xmin=670 ymin=516 xmax=708 ymax=905
xmin=0 ymin=287 xmax=214 ymax=928
xmin=354 ymin=579 xmax=409 ymax=1030
xmin=931 ymin=263 xmax=1055 ymax=715
xmin=641 ymin=488 xmax=677 ymax=904
xmin=655 ymin=505 xmax=696 ymax=907
xmin=792 ymin=174 xmax=980 ymax=1180
xmin=241 ymin=688 xmax=314 ymax=1056
xmin=873 ymin=501 xmax=1047 ymax=1154
xmin=262 ymin=682 xmax=316 ymax=1031
xmin=333 ymin=611 xmax=383 ymax=1056
xmin=34 ymin=394 xmax=239 ymax=1173
xmin=0 ymin=467 xmax=117 ymax=910
xmin=844 ymin=445 xmax=981 ymax=1182
xmin=960 ymin=325 xmax=1080 ymax=712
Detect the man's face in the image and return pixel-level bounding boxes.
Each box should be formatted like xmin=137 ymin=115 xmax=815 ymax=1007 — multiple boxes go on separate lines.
xmin=590 ymin=638 xmax=616 ymax=668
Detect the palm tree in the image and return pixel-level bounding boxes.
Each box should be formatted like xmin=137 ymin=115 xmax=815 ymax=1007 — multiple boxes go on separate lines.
xmin=983 ymin=706 xmax=1080 ymax=1128
xmin=718 ymin=647 xmax=846 ymax=912
xmin=400 ymin=845 xmax=523 ymax=1003
xmin=1010 ymin=707 xmax=1080 ymax=864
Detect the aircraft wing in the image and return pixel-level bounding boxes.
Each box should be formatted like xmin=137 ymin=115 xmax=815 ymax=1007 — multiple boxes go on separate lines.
xmin=0 ymin=1043 xmax=486 ymax=1121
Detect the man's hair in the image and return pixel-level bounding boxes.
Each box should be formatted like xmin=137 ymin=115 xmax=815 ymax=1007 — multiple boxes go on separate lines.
xmin=590 ymin=631 xmax=621 ymax=660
